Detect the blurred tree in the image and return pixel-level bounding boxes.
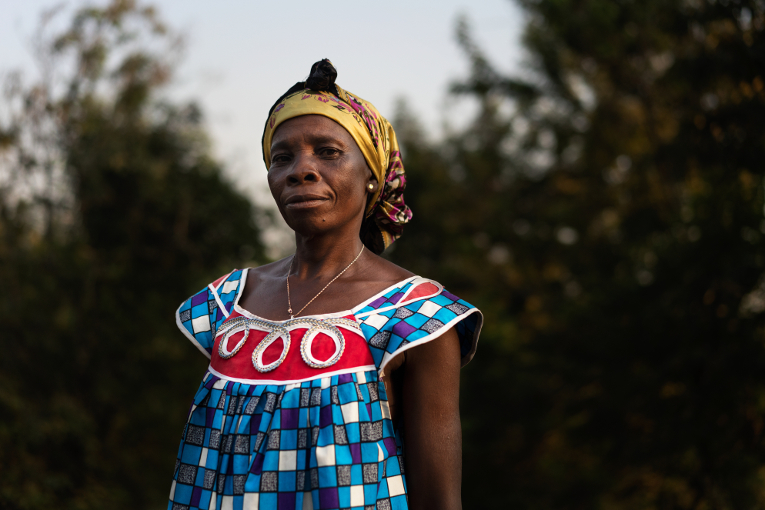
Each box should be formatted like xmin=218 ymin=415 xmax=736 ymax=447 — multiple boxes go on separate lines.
xmin=0 ymin=1 xmax=266 ymax=508
xmin=391 ymin=0 xmax=765 ymax=508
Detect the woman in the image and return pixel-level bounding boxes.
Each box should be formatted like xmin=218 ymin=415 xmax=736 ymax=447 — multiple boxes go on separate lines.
xmin=170 ymin=60 xmax=482 ymax=510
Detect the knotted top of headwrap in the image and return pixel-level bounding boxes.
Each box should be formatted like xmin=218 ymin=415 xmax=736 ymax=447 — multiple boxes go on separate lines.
xmin=262 ymin=59 xmax=412 ymax=255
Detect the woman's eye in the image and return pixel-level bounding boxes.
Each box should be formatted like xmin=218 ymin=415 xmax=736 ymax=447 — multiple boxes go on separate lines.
xmin=271 ymin=154 xmax=289 ymax=164
xmin=319 ymin=147 xmax=341 ymax=157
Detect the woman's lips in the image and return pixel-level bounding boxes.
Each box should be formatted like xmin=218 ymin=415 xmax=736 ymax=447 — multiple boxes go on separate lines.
xmin=284 ymin=195 xmax=329 ymax=209
xmin=286 ymin=199 xmax=327 ymax=209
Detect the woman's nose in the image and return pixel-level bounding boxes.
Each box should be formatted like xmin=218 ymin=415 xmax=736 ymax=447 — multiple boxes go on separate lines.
xmin=287 ymin=153 xmax=321 ymax=185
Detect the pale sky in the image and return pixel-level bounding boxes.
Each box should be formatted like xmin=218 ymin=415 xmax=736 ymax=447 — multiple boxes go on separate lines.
xmin=1 ymin=0 xmax=524 ymax=250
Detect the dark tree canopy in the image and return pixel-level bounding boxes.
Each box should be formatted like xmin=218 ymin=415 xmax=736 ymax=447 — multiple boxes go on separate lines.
xmin=391 ymin=0 xmax=765 ymax=508
xmin=0 ymin=1 xmax=266 ymax=508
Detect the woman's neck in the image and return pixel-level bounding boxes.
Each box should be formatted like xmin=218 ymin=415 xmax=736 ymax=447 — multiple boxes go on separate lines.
xmin=292 ymin=228 xmax=366 ymax=281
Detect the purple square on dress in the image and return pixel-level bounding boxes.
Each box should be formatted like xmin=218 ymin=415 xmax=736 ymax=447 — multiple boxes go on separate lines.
xmin=206 ymin=407 xmax=216 ymax=427
xmin=338 ymin=373 xmax=353 ymax=384
xmin=216 ymin=308 xmax=224 ymax=321
xmin=441 ymin=290 xmax=459 ymax=302
xmin=192 ymin=292 xmax=208 ymax=306
xmin=350 ymin=443 xmax=361 ymax=464
xmin=320 ymin=405 xmax=332 ymax=427
xmin=281 ymin=408 xmax=299 ymax=429
xmin=383 ymin=437 xmax=397 ymax=456
xmin=392 ymin=320 xmax=417 ymax=338
xmin=319 ymin=488 xmax=339 ymax=508
xmin=387 ymin=292 xmax=404 ymax=304
xmin=369 ymin=296 xmax=388 ymax=309
xmin=250 ymin=414 xmax=262 ymax=434
xmin=250 ymin=453 xmax=264 ymax=474
xmin=205 ymin=376 xmax=219 ymax=389
xmin=278 ymin=492 xmax=296 ymax=509
xmin=226 ymin=382 xmax=233 ymax=395
xmin=191 ymin=486 xmax=202 ymax=506
xmin=366 ymin=404 xmax=373 ymax=422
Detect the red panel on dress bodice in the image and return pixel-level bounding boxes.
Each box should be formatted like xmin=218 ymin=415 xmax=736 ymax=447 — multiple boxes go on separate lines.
xmin=210 ymin=311 xmax=375 ymax=382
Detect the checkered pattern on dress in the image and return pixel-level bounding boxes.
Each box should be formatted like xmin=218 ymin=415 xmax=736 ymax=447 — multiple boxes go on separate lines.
xmin=170 ymin=272 xmax=481 ymax=510
xmin=176 ymin=270 xmax=244 ymax=358
xmin=356 ymin=279 xmax=482 ymax=371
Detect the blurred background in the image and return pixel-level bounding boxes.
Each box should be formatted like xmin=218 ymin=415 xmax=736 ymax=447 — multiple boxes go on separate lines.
xmin=1 ymin=0 xmax=764 ymax=508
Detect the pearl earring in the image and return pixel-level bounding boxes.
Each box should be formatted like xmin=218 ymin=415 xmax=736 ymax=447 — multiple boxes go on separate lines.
xmin=367 ymin=183 xmax=374 ymax=191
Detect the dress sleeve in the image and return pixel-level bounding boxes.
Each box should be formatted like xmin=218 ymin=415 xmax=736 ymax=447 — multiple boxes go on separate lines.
xmin=357 ymin=278 xmax=483 ymax=373
xmin=175 ymin=269 xmax=245 ymax=358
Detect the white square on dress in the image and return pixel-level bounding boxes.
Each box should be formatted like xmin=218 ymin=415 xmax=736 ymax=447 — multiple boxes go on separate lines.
xmin=416 ymin=300 xmax=441 ymax=318
xmin=302 ymin=492 xmax=314 ymax=510
xmin=279 ymin=450 xmax=297 ymax=471
xmin=199 ymin=447 xmax=208 ymax=466
xmin=363 ymin=313 xmax=388 ymax=330
xmin=350 ymin=485 xmax=365 ymax=505
xmin=316 ymin=444 xmax=335 ymax=467
xmin=341 ymin=402 xmax=359 ymax=423
xmin=192 ymin=315 xmax=211 ymax=333
xmin=355 ymin=371 xmax=367 ymax=384
xmin=221 ymin=281 xmax=239 ymax=295
xmin=387 ymin=475 xmax=406 ymax=496
xmin=221 ymin=495 xmax=234 ymax=510
xmin=243 ymin=493 xmax=259 ymax=509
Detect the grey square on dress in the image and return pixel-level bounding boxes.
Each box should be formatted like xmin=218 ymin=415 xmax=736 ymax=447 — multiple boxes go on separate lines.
xmin=369 ymin=330 xmax=391 ymax=349
xmin=300 ymin=388 xmax=311 ymax=407
xmin=203 ymin=469 xmax=216 ymax=489
xmin=364 ymin=506 xmax=375 ymax=510
xmin=355 ymin=383 xmax=364 ymax=401
xmin=330 ymin=386 xmax=339 ymax=405
xmin=337 ymin=465 xmax=351 ymax=486
xmin=209 ymin=430 xmax=221 ymax=449
xmin=233 ymin=475 xmax=246 ymax=495
xmin=377 ymin=498 xmax=392 ymax=510
xmin=310 ymin=468 xmax=319 ymax=489
xmin=446 ymin=302 xmax=469 ymax=315
xmin=267 ymin=430 xmax=280 ymax=450
xmin=310 ymin=388 xmax=322 ymax=406
xmin=253 ymin=432 xmax=266 ymax=453
xmin=244 ymin=396 xmax=259 ymax=415
xmin=366 ymin=382 xmax=379 ymax=402
xmin=421 ymin=318 xmax=445 ymax=334
xmin=208 ymin=300 xmax=218 ymax=313
xmin=175 ymin=459 xmax=180 ymax=473
xmin=227 ymin=396 xmax=239 ymax=416
xmin=217 ymin=474 xmax=226 ymax=492
xmin=311 ymin=426 xmax=320 ymax=446
xmin=222 ymin=435 xmax=234 ymax=454
xmin=216 ymin=392 xmax=226 ymax=409
xmin=172 ymin=503 xmax=189 ymax=510
xmin=235 ymin=396 xmax=245 ymax=414
xmin=333 ymin=425 xmax=348 ymax=445
xmin=360 ymin=421 xmax=383 ymax=442
xmin=398 ymin=456 xmax=406 ymax=475
xmin=297 ymin=429 xmax=308 ymax=449
xmin=177 ymin=464 xmax=197 ymax=484
xmin=179 ymin=310 xmax=191 ymax=322
xmin=297 ymin=470 xmax=306 ymax=491
xmin=260 ymin=471 xmax=278 ymax=492
xmin=362 ymin=463 xmax=378 ymax=484
xmin=264 ymin=393 xmax=277 ymax=413
xmin=393 ymin=307 xmax=414 ymax=319
xmin=234 ymin=435 xmax=249 ymax=454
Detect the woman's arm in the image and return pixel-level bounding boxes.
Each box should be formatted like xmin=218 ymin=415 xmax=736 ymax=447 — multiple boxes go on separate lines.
xmin=401 ymin=327 xmax=463 ymax=509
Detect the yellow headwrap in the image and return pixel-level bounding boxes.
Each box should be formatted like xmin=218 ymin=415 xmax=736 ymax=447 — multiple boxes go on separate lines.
xmin=262 ymin=60 xmax=412 ymax=254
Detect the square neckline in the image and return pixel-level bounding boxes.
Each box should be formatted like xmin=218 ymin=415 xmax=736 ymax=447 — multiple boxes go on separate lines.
xmin=230 ymin=268 xmax=417 ymax=323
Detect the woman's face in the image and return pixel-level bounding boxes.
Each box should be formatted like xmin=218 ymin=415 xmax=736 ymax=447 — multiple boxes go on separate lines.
xmin=268 ymin=115 xmax=375 ymax=237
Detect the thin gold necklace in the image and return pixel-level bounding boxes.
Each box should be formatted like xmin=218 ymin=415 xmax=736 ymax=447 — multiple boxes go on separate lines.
xmin=286 ymin=245 xmax=365 ymax=319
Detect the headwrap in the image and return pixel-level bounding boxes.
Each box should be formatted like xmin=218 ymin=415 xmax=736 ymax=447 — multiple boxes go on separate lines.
xmin=262 ymin=59 xmax=412 ymax=255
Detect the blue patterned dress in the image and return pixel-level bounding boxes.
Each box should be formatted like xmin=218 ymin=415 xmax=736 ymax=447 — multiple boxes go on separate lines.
xmin=169 ymin=270 xmax=482 ymax=510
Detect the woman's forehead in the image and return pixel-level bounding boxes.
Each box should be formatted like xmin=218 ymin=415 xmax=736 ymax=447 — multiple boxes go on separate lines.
xmin=272 ymin=115 xmax=352 ymax=142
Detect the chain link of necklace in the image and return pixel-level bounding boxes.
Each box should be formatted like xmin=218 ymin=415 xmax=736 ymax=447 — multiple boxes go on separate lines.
xmin=286 ymin=245 xmax=365 ymax=319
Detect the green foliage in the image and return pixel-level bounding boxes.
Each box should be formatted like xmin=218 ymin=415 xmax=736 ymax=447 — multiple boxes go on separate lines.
xmin=0 ymin=2 xmax=265 ymax=508
xmin=391 ymin=0 xmax=765 ymax=508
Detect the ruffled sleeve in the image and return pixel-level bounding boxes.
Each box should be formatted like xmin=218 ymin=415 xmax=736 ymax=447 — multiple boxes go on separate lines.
xmin=175 ymin=269 xmax=245 ymax=358
xmin=356 ymin=277 xmax=483 ymax=373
